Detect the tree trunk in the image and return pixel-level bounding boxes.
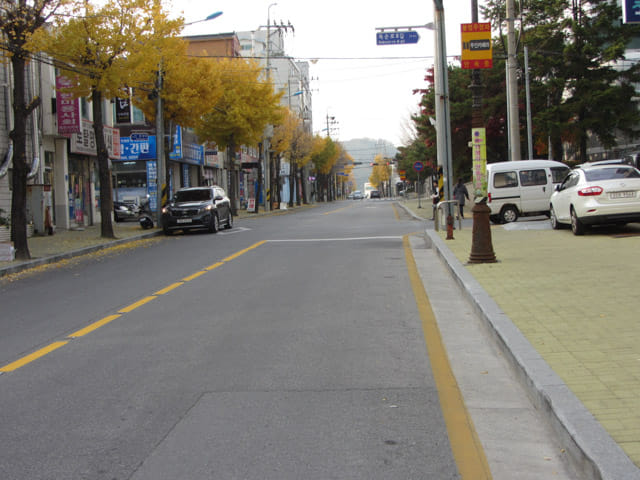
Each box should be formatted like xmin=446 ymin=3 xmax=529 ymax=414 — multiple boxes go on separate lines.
xmin=288 ymin=160 xmax=295 ymax=207
xmin=91 ymin=89 xmax=115 ymax=238
xmin=226 ymin=136 xmax=238 ymax=216
xmin=9 ymin=54 xmax=31 ymax=260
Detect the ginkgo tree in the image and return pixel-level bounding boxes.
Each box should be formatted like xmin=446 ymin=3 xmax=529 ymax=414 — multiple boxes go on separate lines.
xmin=271 ymin=108 xmax=314 ymax=207
xmin=310 ymin=136 xmax=340 ymax=201
xmin=131 ymin=36 xmax=223 ymax=208
xmin=196 ymin=57 xmax=284 ymax=215
xmin=1 ymin=0 xmax=76 ymax=260
xmin=32 ymin=0 xmax=182 ymax=238
xmin=369 ymin=154 xmax=392 ymax=197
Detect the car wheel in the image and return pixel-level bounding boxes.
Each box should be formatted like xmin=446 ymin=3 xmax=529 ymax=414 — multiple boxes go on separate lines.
xmin=500 ymin=205 xmax=518 ymax=223
xmin=570 ymin=207 xmax=586 ymax=235
xmin=208 ymin=213 xmax=219 ymax=233
xmin=225 ymin=212 xmax=233 ymax=230
xmin=550 ymin=206 xmax=561 ymax=230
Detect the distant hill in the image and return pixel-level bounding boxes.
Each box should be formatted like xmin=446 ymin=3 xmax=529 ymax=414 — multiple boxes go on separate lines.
xmin=341 ymin=138 xmax=398 ymax=192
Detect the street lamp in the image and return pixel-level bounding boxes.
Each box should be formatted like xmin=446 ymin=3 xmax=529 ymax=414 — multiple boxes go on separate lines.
xmin=155 ymin=11 xmax=224 ymax=225
xmin=183 ymin=11 xmax=224 ymax=26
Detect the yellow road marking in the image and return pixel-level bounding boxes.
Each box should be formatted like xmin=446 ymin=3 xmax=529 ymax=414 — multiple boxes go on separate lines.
xmin=118 ymin=296 xmax=157 ymax=313
xmin=68 ymin=314 xmax=122 ymax=338
xmin=323 ymin=205 xmax=351 ymax=215
xmin=154 ymin=282 xmax=184 ymax=295
xmin=1 ymin=242 xmax=270 ymax=375
xmin=0 ymin=341 xmax=69 ymax=372
xmin=392 ymin=203 xmax=400 ymax=220
xmin=403 ymin=235 xmax=492 ymax=480
xmin=222 ymin=240 xmax=267 ymax=262
xmin=182 ymin=271 xmax=207 ymax=282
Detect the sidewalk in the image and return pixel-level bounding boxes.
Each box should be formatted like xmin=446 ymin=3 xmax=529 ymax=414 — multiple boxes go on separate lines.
xmin=399 ymin=200 xmax=640 ymax=480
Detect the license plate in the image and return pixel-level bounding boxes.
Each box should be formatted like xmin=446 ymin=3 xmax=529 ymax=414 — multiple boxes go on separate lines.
xmin=609 ymin=191 xmax=635 ymax=199
xmin=176 ymin=218 xmax=192 ymax=224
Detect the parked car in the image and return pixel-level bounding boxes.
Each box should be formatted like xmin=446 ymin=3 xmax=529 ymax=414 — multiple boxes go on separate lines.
xmin=113 ymin=201 xmax=139 ymax=222
xmin=353 ymin=190 xmax=364 ymax=200
xmin=550 ymin=164 xmax=640 ymax=235
xmin=487 ymin=159 xmax=570 ymax=223
xmin=369 ymin=190 xmax=381 ymax=199
xmin=161 ymin=186 xmax=232 ymax=235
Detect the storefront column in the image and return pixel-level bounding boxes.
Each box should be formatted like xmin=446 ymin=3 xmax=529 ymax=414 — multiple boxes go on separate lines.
xmin=54 ymin=138 xmax=70 ymax=230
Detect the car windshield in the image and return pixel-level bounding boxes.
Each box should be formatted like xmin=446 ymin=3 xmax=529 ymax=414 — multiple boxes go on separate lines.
xmin=174 ymin=189 xmax=211 ymax=202
xmin=584 ymin=167 xmax=640 ymax=181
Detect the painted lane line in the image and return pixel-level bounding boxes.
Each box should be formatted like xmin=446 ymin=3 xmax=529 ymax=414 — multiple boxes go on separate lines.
xmin=222 ymin=240 xmax=267 ymax=262
xmin=0 ymin=341 xmax=69 ymax=372
xmin=68 ymin=314 xmax=122 ymax=338
xmin=182 ymin=271 xmax=207 ymax=282
xmin=154 ymin=282 xmax=184 ymax=295
xmin=267 ymin=236 xmax=403 ymax=243
xmin=118 ymin=296 xmax=157 ymax=313
xmin=0 ymin=241 xmax=270 ymax=376
xmin=403 ymin=234 xmax=492 ymax=480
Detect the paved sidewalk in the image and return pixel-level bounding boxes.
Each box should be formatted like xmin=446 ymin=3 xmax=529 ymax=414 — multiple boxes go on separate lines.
xmin=399 ymin=199 xmax=640 ymax=479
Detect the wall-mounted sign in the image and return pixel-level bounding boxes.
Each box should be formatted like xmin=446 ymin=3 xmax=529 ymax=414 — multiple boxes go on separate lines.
xmin=56 ymin=75 xmax=81 ymax=134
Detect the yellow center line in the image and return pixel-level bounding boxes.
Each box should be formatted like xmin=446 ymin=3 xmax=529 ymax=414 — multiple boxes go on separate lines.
xmin=182 ymin=271 xmax=207 ymax=282
xmin=118 ymin=295 xmax=157 ymax=313
xmin=0 ymin=341 xmax=69 ymax=372
xmin=68 ymin=314 xmax=122 ymax=338
xmin=323 ymin=205 xmax=351 ymax=215
xmin=0 ymin=241 xmax=270 ymax=375
xmin=154 ymin=282 xmax=184 ymax=295
xmin=403 ymin=234 xmax=492 ymax=480
xmin=392 ymin=203 xmax=400 ymax=220
xmin=222 ymin=240 xmax=267 ymax=262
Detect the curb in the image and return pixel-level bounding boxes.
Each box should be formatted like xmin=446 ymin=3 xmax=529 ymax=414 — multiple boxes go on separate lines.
xmin=0 ymin=230 xmax=163 ymax=278
xmin=422 ymin=227 xmax=640 ymax=480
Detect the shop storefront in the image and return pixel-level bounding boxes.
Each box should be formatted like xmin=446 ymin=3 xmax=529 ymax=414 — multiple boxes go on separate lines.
xmin=204 ymin=147 xmax=224 ymax=186
xmin=68 ymin=119 xmax=120 ymax=227
xmin=117 ymin=133 xmax=156 ymax=207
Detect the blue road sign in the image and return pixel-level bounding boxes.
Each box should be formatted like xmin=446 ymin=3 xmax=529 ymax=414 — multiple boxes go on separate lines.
xmin=376 ymin=30 xmax=420 ymax=46
xmin=413 ymin=161 xmax=424 ymax=172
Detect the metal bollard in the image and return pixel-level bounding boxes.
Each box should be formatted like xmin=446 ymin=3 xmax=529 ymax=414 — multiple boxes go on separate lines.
xmin=434 ymin=200 xmax=462 ymax=232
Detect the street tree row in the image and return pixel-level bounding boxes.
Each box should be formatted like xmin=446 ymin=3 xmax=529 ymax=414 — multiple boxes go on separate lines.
xmin=397 ymin=0 xmax=640 ymax=183
xmin=1 ymin=0 xmax=337 ymax=260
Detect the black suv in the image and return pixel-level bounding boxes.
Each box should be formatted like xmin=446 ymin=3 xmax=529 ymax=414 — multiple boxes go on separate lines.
xmin=161 ymin=186 xmax=233 ymax=235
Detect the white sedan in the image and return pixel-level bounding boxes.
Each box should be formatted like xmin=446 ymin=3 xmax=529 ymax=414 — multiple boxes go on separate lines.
xmin=550 ymin=164 xmax=640 ymax=235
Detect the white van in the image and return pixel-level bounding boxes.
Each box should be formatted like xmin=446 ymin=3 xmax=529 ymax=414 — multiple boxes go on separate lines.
xmin=487 ymin=160 xmax=570 ymax=223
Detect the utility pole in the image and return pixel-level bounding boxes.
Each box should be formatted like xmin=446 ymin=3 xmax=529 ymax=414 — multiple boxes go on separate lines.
xmin=155 ymin=63 xmax=165 ymax=225
xmin=506 ymin=0 xmax=521 ymax=161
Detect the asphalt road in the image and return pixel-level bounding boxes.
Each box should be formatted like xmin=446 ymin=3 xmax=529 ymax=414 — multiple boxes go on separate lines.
xmin=0 ymin=200 xmax=464 ymax=480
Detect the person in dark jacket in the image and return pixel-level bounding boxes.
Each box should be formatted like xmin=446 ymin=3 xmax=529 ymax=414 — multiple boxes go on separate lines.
xmin=453 ymin=178 xmax=470 ymax=219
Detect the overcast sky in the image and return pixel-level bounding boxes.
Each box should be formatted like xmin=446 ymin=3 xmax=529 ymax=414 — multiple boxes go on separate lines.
xmin=175 ymin=0 xmax=474 ymax=148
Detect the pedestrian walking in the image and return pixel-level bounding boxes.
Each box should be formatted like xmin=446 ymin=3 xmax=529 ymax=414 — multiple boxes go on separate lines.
xmin=453 ymin=178 xmax=470 ymax=219
xmin=431 ymin=180 xmax=439 ymax=220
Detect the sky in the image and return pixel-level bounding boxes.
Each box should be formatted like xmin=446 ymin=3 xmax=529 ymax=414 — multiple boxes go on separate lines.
xmin=174 ymin=0 xmax=473 ymax=148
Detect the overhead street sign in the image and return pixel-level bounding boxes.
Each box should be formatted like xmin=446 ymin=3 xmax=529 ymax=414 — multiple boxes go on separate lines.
xmin=376 ymin=30 xmax=420 ymax=45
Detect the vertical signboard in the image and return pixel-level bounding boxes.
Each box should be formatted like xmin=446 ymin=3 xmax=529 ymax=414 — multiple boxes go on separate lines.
xmin=461 ymin=23 xmax=493 ymax=69
xmin=56 ymin=75 xmax=81 ymax=134
xmin=146 ymin=160 xmax=157 ymax=212
xmin=623 ymin=0 xmax=640 ymax=23
xmin=115 ymin=97 xmax=131 ymax=124
xmin=472 ymin=128 xmax=488 ymax=198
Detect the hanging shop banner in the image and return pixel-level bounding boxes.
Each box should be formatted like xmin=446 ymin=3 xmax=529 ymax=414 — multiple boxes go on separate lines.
xmin=56 ymin=75 xmax=81 ymax=134
xmin=70 ymin=119 xmax=121 ymax=159
xmin=147 ymin=160 xmax=158 ymax=212
xmin=115 ymin=97 xmax=131 ymax=124
xmin=461 ymin=22 xmax=492 ymax=69
xmin=169 ymin=125 xmax=183 ymax=160
xmin=472 ymin=127 xmax=488 ymax=198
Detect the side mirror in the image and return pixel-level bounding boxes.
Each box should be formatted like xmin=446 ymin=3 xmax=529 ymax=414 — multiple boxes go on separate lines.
xmin=214 ymin=195 xmax=224 ymax=202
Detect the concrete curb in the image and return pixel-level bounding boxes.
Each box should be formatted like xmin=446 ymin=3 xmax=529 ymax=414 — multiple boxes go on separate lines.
xmin=0 ymin=230 xmax=163 ymax=278
xmin=422 ymin=227 xmax=640 ymax=480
